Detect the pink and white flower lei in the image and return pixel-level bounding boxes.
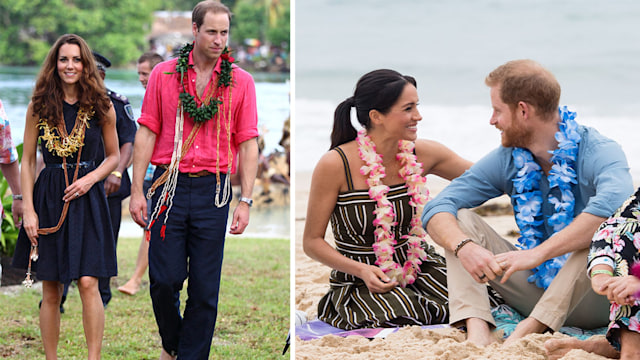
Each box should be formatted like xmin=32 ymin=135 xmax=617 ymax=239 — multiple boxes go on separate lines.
xmin=356 ymin=129 xmax=430 ymax=287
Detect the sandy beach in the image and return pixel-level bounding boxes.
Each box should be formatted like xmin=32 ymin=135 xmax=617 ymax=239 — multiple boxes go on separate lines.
xmin=293 ymin=171 xmax=610 ymax=360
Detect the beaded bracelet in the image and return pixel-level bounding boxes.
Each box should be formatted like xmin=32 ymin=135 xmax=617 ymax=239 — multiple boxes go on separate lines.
xmin=454 ymin=238 xmax=474 ymax=257
xmin=590 ymin=269 xmax=614 ymax=278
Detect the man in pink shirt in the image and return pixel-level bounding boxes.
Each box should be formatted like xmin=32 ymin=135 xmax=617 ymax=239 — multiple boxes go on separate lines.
xmin=129 ymin=1 xmax=258 ymax=358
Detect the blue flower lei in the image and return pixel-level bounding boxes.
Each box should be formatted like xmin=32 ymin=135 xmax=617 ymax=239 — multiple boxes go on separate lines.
xmin=512 ymin=106 xmax=580 ymax=289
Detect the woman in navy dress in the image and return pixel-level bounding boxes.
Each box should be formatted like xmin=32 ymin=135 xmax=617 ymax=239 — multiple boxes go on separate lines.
xmin=12 ymin=34 xmax=119 ymax=360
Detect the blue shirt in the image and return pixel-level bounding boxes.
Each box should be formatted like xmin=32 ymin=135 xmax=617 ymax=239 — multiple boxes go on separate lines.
xmin=422 ymin=125 xmax=634 ymax=241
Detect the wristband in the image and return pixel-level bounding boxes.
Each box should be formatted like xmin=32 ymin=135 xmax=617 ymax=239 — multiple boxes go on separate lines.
xmin=590 ymin=269 xmax=614 ymax=278
xmin=454 ymin=238 xmax=474 ymax=257
xmin=12 ymin=194 xmax=22 ymax=200
xmin=111 ymin=170 xmax=122 ymax=179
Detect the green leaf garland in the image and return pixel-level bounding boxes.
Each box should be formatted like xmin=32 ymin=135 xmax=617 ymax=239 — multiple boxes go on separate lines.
xmin=175 ymin=43 xmax=235 ymax=123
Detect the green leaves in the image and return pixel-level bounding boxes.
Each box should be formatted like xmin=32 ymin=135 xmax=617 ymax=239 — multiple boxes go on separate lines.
xmin=175 ymin=43 xmax=232 ymax=124
xmin=0 ymin=0 xmax=155 ymax=66
xmin=0 ymin=143 xmax=22 ymax=257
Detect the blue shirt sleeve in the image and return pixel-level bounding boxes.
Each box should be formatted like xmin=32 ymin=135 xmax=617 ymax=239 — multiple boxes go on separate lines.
xmin=421 ymin=146 xmax=513 ymax=226
xmin=576 ymin=127 xmax=633 ymax=218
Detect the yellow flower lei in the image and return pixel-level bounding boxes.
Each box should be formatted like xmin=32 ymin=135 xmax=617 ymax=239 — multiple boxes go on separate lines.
xmin=38 ymin=106 xmax=93 ymax=158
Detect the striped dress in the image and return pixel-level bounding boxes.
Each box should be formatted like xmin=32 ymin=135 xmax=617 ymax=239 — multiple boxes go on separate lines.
xmin=316 ymin=147 xmax=449 ymax=330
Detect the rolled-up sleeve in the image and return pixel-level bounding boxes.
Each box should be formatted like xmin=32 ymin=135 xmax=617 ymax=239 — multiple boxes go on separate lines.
xmin=231 ymin=67 xmax=259 ymax=146
xmin=138 ymin=62 xmax=170 ymax=135
xmin=422 ymin=147 xmax=511 ymax=227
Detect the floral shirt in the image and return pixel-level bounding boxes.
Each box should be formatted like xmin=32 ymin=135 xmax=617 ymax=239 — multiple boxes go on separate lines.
xmin=0 ymin=99 xmax=19 ymax=164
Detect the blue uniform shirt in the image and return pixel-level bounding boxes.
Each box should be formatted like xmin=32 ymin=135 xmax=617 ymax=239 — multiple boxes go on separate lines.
xmin=99 ymin=88 xmax=137 ymax=199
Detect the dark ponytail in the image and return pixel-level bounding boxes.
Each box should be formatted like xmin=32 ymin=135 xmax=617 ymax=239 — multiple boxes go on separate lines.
xmin=330 ymin=97 xmax=357 ymax=149
xmin=329 ymin=69 xmax=417 ymax=149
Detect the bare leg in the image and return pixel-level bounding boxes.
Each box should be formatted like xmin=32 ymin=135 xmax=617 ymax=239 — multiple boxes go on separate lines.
xmin=545 ymin=335 xmax=619 ymax=360
xmin=118 ymin=237 xmax=149 ymax=295
xmin=77 ymin=276 xmax=104 ymax=360
xmin=503 ymin=317 xmax=548 ymax=345
xmin=159 ymin=348 xmax=177 ymax=360
xmin=466 ymin=317 xmax=498 ymax=346
xmin=41 ymin=281 xmax=63 ymax=360
xmin=620 ymin=329 xmax=640 ymax=360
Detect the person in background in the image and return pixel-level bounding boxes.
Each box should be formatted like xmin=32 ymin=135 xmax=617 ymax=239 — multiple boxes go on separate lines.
xmin=91 ymin=51 xmax=138 ymax=307
xmin=545 ymin=188 xmax=640 ymax=359
xmin=12 ymin=33 xmax=119 ymax=360
xmin=128 ymin=2 xmax=259 ymax=358
xmin=117 ymin=51 xmax=164 ymax=296
xmin=0 ymin=98 xmax=23 ymax=226
xmin=422 ymin=59 xmax=633 ymax=346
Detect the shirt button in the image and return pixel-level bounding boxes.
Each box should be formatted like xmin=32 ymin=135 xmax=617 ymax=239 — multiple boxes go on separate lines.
xmin=195 ymin=145 xmax=199 ymax=149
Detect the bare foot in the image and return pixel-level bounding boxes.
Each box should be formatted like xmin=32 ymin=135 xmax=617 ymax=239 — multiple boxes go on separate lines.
xmin=117 ymin=279 xmax=141 ymax=296
xmin=503 ymin=317 xmax=547 ymax=346
xmin=159 ymin=348 xmax=177 ymax=360
xmin=466 ymin=317 xmax=498 ymax=346
xmin=545 ymin=336 xmax=619 ymax=360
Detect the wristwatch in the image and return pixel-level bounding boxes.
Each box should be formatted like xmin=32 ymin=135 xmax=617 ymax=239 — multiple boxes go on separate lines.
xmin=239 ymin=197 xmax=253 ymax=207
xmin=111 ymin=170 xmax=123 ymax=179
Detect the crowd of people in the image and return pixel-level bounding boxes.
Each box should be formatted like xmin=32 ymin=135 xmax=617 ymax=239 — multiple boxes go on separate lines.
xmin=302 ymin=61 xmax=640 ymax=359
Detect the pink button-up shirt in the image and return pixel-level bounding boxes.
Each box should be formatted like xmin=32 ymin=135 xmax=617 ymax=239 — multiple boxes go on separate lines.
xmin=139 ymin=51 xmax=258 ymax=174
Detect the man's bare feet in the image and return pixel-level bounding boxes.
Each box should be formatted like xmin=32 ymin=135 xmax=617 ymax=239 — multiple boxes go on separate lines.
xmin=503 ymin=317 xmax=547 ymax=346
xmin=117 ymin=279 xmax=141 ymax=296
xmin=465 ymin=317 xmax=499 ymax=346
xmin=544 ymin=336 xmax=619 ymax=360
xmin=159 ymin=348 xmax=177 ymax=360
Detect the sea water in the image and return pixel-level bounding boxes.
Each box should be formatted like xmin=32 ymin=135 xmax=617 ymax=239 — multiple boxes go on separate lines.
xmin=294 ymin=0 xmax=640 ymax=179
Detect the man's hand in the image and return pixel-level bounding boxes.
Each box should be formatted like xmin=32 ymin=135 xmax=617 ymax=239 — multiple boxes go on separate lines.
xmin=104 ymin=173 xmax=122 ymax=196
xmin=494 ymin=249 xmax=544 ymax=283
xmin=11 ymin=199 xmax=22 ymax=228
xmin=129 ymin=191 xmax=148 ymax=228
xmin=457 ymin=242 xmax=504 ymax=283
xmin=229 ymin=202 xmax=250 ymax=234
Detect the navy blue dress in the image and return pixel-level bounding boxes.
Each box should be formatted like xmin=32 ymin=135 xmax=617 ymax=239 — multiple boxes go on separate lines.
xmin=12 ymin=102 xmax=117 ymax=283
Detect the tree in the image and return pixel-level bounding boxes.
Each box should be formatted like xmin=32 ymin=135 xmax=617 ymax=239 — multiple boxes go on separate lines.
xmin=0 ymin=0 xmax=156 ymax=66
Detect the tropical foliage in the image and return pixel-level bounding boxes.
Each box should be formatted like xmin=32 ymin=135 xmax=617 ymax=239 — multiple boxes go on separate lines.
xmin=0 ymin=0 xmax=289 ymax=67
xmin=0 ymin=144 xmax=22 ymax=257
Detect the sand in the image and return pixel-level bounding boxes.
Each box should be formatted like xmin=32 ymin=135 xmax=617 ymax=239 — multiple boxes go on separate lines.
xmin=293 ymin=172 xmax=610 ymax=360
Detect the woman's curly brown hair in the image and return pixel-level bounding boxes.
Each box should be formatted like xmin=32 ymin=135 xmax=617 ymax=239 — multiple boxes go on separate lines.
xmin=31 ymin=34 xmax=111 ymax=127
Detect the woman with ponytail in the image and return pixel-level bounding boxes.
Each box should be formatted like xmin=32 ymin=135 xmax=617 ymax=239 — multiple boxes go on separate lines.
xmin=303 ymin=69 xmax=475 ymax=329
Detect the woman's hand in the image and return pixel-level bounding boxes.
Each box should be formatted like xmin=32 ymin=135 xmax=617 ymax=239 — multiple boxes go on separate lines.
xmin=591 ymin=273 xmax=612 ymax=296
xmin=357 ymin=263 xmax=397 ymax=294
xmin=605 ymin=276 xmax=640 ymax=305
xmin=63 ymin=174 xmax=96 ymax=202
xmin=22 ymin=210 xmax=39 ymax=246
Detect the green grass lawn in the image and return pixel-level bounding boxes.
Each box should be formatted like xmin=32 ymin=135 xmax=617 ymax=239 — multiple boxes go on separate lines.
xmin=0 ymin=235 xmax=290 ymax=359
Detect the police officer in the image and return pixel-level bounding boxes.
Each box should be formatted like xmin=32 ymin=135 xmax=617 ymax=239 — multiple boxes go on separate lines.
xmin=93 ymin=51 xmax=137 ymax=307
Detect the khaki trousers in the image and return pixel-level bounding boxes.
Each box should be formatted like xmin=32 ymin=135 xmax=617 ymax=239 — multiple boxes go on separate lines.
xmin=446 ymin=209 xmax=609 ymax=331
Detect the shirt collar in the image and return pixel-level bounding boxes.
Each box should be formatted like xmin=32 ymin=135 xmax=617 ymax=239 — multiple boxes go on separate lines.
xmin=188 ymin=49 xmax=223 ymax=75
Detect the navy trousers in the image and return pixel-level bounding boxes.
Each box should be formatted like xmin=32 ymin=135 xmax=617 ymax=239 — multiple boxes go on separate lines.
xmin=99 ymin=195 xmax=123 ymax=306
xmin=148 ymin=172 xmax=229 ymax=359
